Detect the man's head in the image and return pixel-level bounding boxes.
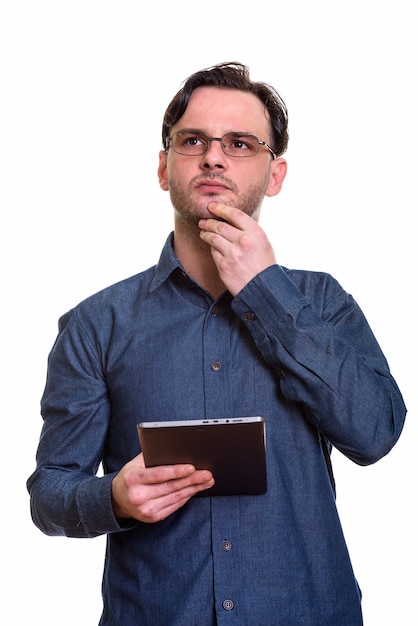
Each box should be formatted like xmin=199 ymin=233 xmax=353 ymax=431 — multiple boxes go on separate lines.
xmin=158 ymin=63 xmax=288 ymax=225
xmin=162 ymin=62 xmax=288 ymax=158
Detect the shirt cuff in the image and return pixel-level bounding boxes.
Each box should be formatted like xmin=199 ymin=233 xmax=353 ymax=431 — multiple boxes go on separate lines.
xmin=76 ymin=473 xmax=138 ymax=536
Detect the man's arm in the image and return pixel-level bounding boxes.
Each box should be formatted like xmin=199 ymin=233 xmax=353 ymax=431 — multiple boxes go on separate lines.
xmin=233 ymin=264 xmax=406 ymax=465
xmin=199 ymin=202 xmax=406 ymax=464
xmin=27 ymin=309 xmax=213 ymax=538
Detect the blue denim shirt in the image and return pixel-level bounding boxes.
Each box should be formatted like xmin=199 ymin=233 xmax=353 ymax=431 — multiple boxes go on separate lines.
xmin=27 ymin=233 xmax=406 ymax=625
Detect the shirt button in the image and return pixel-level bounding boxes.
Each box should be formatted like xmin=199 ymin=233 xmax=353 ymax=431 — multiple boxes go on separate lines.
xmin=221 ymin=539 xmax=232 ymax=551
xmin=210 ymin=361 xmax=222 ymax=372
xmin=222 ymin=599 xmax=234 ymax=611
xmin=212 ymin=306 xmax=219 ymax=317
xmin=244 ymin=311 xmax=255 ymax=322
xmin=277 ymin=367 xmax=287 ymax=379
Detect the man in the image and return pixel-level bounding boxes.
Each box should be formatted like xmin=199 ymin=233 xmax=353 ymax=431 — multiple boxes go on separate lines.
xmin=27 ymin=62 xmax=406 ymax=625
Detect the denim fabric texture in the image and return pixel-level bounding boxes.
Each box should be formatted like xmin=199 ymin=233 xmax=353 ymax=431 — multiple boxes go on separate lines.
xmin=27 ymin=233 xmax=406 ymax=625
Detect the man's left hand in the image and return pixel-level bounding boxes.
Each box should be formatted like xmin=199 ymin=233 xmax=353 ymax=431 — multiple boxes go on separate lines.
xmin=198 ymin=202 xmax=276 ymax=296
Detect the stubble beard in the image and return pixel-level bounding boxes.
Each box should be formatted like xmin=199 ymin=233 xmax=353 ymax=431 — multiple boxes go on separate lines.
xmin=168 ymin=173 xmax=270 ymax=229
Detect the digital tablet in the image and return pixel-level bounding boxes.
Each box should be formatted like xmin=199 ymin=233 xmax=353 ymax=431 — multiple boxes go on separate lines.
xmin=137 ymin=417 xmax=267 ymax=497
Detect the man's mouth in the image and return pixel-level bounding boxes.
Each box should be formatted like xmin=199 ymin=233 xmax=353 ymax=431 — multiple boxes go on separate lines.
xmin=195 ymin=179 xmax=230 ymax=194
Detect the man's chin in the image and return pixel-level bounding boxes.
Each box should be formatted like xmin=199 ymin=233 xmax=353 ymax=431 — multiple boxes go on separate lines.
xmin=173 ymin=196 xmax=232 ymax=223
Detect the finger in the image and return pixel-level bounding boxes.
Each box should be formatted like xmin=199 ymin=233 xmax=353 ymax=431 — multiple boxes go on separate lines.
xmin=160 ymin=473 xmax=215 ymax=503
xmin=141 ymin=463 xmax=196 ymax=484
xmin=138 ymin=473 xmax=215 ymax=522
xmin=149 ymin=468 xmax=214 ymax=497
xmin=131 ymin=462 xmax=213 ymax=495
xmin=122 ymin=461 xmax=198 ymax=496
xmin=199 ymin=219 xmax=236 ymax=245
xmin=206 ymin=202 xmax=249 ymax=227
xmin=199 ymin=228 xmax=233 ymax=257
xmin=157 ymin=478 xmax=215 ymax=516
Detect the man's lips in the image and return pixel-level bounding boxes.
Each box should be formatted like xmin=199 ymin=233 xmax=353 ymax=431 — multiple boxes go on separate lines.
xmin=195 ymin=179 xmax=230 ymax=194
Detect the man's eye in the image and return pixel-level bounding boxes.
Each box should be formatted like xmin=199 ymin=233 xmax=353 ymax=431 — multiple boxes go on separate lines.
xmin=184 ymin=136 xmax=205 ymax=147
xmin=232 ymin=140 xmax=247 ymax=149
xmin=226 ymin=137 xmax=257 ymax=152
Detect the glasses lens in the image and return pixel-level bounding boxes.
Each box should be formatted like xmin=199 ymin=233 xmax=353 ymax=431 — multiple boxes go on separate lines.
xmin=169 ymin=131 xmax=263 ymax=157
xmin=222 ymin=133 xmax=260 ymax=157
xmin=171 ymin=131 xmax=208 ymax=155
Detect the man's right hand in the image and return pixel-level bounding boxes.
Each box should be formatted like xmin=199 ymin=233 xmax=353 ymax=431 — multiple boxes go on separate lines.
xmin=111 ymin=453 xmax=214 ymax=523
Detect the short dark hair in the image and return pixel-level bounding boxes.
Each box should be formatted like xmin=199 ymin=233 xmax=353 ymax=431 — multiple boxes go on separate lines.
xmin=162 ymin=62 xmax=289 ymax=157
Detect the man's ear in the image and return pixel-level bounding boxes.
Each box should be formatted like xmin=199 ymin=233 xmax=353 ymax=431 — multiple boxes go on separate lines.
xmin=265 ymin=158 xmax=287 ymax=197
xmin=158 ymin=151 xmax=169 ymax=191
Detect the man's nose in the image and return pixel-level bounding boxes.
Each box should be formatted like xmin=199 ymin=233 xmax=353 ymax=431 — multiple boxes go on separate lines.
xmin=201 ymin=138 xmax=227 ymax=168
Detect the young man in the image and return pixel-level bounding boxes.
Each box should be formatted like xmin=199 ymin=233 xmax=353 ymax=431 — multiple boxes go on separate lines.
xmin=27 ymin=62 xmax=406 ymax=625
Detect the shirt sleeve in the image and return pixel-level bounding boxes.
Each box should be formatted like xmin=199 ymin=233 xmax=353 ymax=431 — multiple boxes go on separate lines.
xmin=27 ymin=309 xmax=138 ymax=538
xmin=231 ymin=264 xmax=406 ymax=465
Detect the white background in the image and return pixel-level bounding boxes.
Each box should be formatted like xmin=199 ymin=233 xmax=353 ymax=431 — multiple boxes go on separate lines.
xmin=1 ymin=1 xmax=416 ymax=624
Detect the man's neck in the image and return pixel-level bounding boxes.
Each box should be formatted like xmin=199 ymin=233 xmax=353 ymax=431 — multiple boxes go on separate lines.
xmin=173 ymin=222 xmax=226 ymax=300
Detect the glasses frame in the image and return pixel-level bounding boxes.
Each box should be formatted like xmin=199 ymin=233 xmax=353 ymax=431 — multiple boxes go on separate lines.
xmin=165 ymin=130 xmax=277 ymax=160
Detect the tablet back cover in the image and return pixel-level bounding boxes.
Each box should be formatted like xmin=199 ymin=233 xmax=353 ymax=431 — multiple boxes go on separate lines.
xmin=138 ymin=418 xmax=267 ymax=497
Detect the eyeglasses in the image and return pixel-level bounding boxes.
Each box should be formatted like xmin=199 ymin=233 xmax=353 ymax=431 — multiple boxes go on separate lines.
xmin=165 ymin=130 xmax=276 ymax=159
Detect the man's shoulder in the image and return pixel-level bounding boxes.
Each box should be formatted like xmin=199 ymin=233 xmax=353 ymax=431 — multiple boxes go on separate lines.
xmin=275 ymin=265 xmax=349 ymax=314
xmin=82 ymin=265 xmax=156 ymax=307
xmin=58 ymin=265 xmax=157 ymax=333
xmin=281 ymin=266 xmax=342 ymax=293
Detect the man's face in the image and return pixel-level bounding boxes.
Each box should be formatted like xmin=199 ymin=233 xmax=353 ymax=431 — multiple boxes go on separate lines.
xmin=158 ymin=87 xmax=283 ymax=225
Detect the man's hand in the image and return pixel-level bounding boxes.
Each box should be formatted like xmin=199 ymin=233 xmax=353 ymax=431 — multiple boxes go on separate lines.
xmin=111 ymin=453 xmax=214 ymax=523
xmin=198 ymin=202 xmax=276 ymax=296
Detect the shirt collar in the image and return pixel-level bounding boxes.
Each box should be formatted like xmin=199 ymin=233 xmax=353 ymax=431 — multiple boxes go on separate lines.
xmin=149 ymin=232 xmax=232 ymax=309
xmin=150 ymin=232 xmax=183 ymax=293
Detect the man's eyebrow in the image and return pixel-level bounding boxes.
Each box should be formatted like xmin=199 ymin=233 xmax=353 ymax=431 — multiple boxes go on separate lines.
xmin=175 ymin=128 xmax=207 ymax=134
xmin=175 ymin=128 xmax=255 ymax=136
